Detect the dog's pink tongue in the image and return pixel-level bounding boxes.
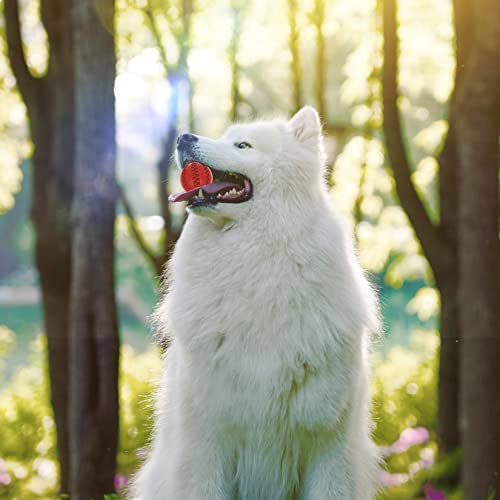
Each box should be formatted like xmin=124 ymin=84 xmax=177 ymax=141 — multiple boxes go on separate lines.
xmin=169 ymin=181 xmax=242 ymax=202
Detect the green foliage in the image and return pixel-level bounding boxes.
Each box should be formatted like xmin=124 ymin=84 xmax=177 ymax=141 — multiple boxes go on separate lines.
xmin=0 ymin=335 xmax=160 ymax=499
xmin=0 ymin=4 xmax=32 ymax=215
xmin=0 ymin=336 xmax=56 ymax=499
xmin=371 ymin=329 xmax=461 ymax=498
xmin=0 ymin=326 xmax=463 ymax=499
xmin=118 ymin=345 xmax=160 ymax=477
xmin=0 ymin=326 xmax=15 ymax=359
xmin=382 ymin=448 xmax=463 ymax=499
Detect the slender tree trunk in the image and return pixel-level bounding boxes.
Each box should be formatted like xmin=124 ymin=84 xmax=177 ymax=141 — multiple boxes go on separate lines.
xmin=4 ymin=0 xmax=75 ymax=493
xmin=121 ymin=0 xmax=193 ymax=276
xmin=454 ymin=0 xmax=500 ymax=496
xmin=32 ymin=83 xmax=74 ymax=499
xmin=30 ymin=112 xmax=72 ymax=491
xmin=436 ymin=281 xmax=460 ymax=453
xmin=287 ymin=0 xmax=302 ymax=113
xmin=312 ymin=0 xmax=326 ymax=120
xmin=69 ymin=1 xmax=119 ymax=498
xmin=434 ymin=122 xmax=460 ymax=455
xmin=433 ymin=0 xmax=473 ymax=455
xmin=381 ymin=0 xmax=462 ymax=457
xmin=36 ymin=6 xmax=75 ymax=492
xmin=229 ymin=1 xmax=242 ymax=121
xmin=156 ymin=71 xmax=181 ymax=268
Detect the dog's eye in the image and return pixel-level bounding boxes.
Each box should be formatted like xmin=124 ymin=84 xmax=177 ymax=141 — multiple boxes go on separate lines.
xmin=235 ymin=141 xmax=252 ymax=149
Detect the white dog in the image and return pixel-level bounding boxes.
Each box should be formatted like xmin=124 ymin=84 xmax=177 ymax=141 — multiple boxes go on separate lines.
xmin=132 ymin=107 xmax=380 ymax=499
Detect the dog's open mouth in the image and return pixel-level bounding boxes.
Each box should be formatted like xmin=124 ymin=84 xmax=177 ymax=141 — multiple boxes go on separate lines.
xmin=169 ymin=164 xmax=253 ymax=207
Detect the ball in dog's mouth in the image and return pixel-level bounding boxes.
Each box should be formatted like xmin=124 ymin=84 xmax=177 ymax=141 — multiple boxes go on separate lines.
xmin=180 ymin=162 xmax=213 ymax=192
xmin=169 ymin=162 xmax=253 ymax=207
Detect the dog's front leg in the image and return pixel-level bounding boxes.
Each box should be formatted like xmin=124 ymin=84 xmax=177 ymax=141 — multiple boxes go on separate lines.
xmin=288 ymin=339 xmax=357 ymax=431
xmin=164 ymin=421 xmax=233 ymax=500
xmin=132 ymin=408 xmax=233 ymax=500
xmin=291 ymin=336 xmax=378 ymax=500
xmin=131 ymin=345 xmax=233 ymax=500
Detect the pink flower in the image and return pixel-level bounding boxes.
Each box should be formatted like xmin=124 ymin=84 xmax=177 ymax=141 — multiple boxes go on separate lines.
xmin=424 ymin=484 xmax=446 ymax=500
xmin=391 ymin=427 xmax=430 ymax=454
xmin=0 ymin=472 xmax=11 ymax=486
xmin=114 ymin=474 xmax=128 ymax=492
xmin=419 ymin=447 xmax=435 ymax=469
xmin=379 ymin=470 xmax=408 ymax=486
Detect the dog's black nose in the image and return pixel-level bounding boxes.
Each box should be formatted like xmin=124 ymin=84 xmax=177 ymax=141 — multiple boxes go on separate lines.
xmin=177 ymin=133 xmax=198 ymax=148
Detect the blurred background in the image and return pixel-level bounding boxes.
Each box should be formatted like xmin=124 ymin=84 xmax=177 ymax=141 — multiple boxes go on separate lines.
xmin=0 ymin=0 xmax=499 ymax=498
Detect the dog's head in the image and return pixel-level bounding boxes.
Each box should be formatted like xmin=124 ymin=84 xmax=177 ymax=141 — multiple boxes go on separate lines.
xmin=170 ymin=106 xmax=325 ymax=224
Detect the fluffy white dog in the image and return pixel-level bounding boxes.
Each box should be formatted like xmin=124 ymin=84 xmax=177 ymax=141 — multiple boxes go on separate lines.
xmin=132 ymin=107 xmax=380 ymax=500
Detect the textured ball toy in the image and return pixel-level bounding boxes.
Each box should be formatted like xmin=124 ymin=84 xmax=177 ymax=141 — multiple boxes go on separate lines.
xmin=180 ymin=162 xmax=213 ymax=191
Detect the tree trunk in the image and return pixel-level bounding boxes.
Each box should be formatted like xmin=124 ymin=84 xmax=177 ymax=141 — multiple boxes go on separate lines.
xmin=434 ymin=121 xmax=460 ymax=455
xmin=381 ymin=0 xmax=461 ymax=456
xmin=287 ymin=0 xmax=302 ymax=113
xmin=454 ymin=0 xmax=500 ymax=496
xmin=4 ymin=0 xmax=75 ymax=493
xmin=69 ymin=1 xmax=119 ymax=498
xmin=436 ymin=281 xmax=460 ymax=453
xmin=312 ymin=0 xmax=326 ymax=120
xmin=229 ymin=1 xmax=242 ymax=122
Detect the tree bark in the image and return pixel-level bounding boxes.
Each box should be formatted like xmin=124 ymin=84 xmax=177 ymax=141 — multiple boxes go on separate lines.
xmin=433 ymin=0 xmax=474 ymax=453
xmin=381 ymin=0 xmax=446 ymax=270
xmin=434 ymin=119 xmax=460 ymax=457
xmin=453 ymin=0 xmax=500 ymax=496
xmin=381 ymin=0 xmax=461 ymax=456
xmin=69 ymin=1 xmax=119 ymax=498
xmin=312 ymin=0 xmax=326 ymax=120
xmin=3 ymin=0 xmax=74 ymax=493
xmin=229 ymin=0 xmax=242 ymax=122
xmin=287 ymin=0 xmax=302 ymax=113
xmin=436 ymin=282 xmax=460 ymax=453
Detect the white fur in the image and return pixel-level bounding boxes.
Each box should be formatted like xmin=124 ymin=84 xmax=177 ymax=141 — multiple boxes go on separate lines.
xmin=131 ymin=107 xmax=381 ymax=500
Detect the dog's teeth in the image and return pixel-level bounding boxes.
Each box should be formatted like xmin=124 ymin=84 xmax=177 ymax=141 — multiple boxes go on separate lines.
xmin=198 ymin=189 xmax=204 ymax=197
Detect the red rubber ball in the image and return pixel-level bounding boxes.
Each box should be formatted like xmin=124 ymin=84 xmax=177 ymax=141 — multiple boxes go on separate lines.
xmin=181 ymin=162 xmax=213 ymax=191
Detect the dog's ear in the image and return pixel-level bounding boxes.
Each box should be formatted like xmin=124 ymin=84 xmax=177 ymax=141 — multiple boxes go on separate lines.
xmin=288 ymin=106 xmax=322 ymax=150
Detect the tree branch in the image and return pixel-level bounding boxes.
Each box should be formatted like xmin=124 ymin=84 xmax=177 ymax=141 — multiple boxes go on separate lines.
xmin=139 ymin=1 xmax=193 ymax=273
xmin=40 ymin=0 xmax=58 ymax=46
xmin=117 ymin=184 xmax=162 ymax=274
xmin=287 ymin=0 xmax=302 ymax=113
xmin=453 ymin=0 xmax=474 ymax=84
xmin=144 ymin=0 xmax=170 ymax=74
xmin=312 ymin=0 xmax=326 ymax=119
xmin=3 ymin=0 xmax=41 ymax=106
xmin=241 ymin=66 xmax=289 ymax=110
xmin=353 ymin=152 xmax=368 ymax=228
xmin=229 ymin=0 xmax=242 ymax=121
xmin=178 ymin=0 xmax=193 ymax=68
xmin=157 ymin=120 xmax=177 ymax=250
xmin=381 ymin=0 xmax=446 ymax=268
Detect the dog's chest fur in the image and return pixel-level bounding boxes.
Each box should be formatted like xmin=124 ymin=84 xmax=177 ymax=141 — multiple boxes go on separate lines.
xmin=164 ymin=214 xmax=355 ymax=425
